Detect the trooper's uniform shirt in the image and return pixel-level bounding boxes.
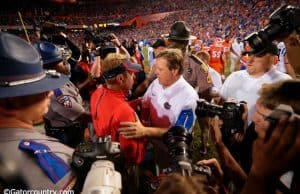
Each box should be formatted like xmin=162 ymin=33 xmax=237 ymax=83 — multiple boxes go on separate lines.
xmin=183 ymin=54 xmax=213 ymax=94
xmin=44 ymin=81 xmax=85 ymax=127
xmin=0 ymin=128 xmax=76 ymax=190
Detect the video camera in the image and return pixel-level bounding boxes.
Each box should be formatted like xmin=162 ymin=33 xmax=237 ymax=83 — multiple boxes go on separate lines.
xmin=84 ymin=30 xmax=117 ymax=58
xmin=71 ymin=136 xmax=122 ymax=193
xmin=196 ymin=99 xmax=245 ymax=142
xmin=245 ymin=4 xmax=300 ymax=55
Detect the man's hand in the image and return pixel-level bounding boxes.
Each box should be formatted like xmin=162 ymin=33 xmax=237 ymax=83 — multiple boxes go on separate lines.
xmin=283 ymin=31 xmax=300 ymax=74
xmin=197 ymin=158 xmax=224 ymax=183
xmin=209 ymin=116 xmax=223 ymax=144
xmin=90 ymin=56 xmax=101 ymax=78
xmin=110 ymin=33 xmax=122 ymax=48
xmin=250 ymin=114 xmax=300 ymax=179
xmin=119 ymin=113 xmax=147 ymax=138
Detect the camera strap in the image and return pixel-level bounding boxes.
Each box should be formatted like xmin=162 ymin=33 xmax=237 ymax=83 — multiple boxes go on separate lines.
xmin=18 ymin=139 xmax=71 ymax=184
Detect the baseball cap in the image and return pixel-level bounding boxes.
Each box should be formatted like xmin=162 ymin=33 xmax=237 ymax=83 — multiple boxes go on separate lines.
xmin=102 ymin=60 xmax=142 ymax=80
xmin=243 ymin=42 xmax=278 ymax=57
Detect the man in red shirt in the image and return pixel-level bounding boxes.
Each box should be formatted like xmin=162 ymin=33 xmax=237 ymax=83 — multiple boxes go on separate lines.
xmin=90 ymin=53 xmax=145 ymax=166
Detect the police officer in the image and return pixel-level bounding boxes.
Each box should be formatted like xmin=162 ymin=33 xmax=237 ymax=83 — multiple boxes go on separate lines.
xmin=162 ymin=21 xmax=213 ymax=154
xmin=35 ymin=41 xmax=91 ymax=148
xmin=162 ymin=21 xmax=213 ymax=99
xmin=0 ymin=33 xmax=75 ymax=190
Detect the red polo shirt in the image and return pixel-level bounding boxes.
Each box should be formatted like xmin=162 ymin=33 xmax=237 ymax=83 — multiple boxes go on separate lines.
xmin=90 ymin=85 xmax=145 ymax=165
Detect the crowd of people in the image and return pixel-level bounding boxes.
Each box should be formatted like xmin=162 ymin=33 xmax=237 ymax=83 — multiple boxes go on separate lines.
xmin=1 ymin=0 xmax=299 ymax=44
xmin=1 ymin=1 xmax=300 ymax=194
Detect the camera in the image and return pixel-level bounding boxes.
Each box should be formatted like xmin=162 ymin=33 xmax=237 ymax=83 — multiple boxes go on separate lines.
xmin=41 ymin=21 xmax=67 ymax=36
xmin=162 ymin=126 xmax=211 ymax=176
xmin=71 ymin=136 xmax=121 ymax=192
xmin=245 ymin=5 xmax=300 ymax=55
xmin=144 ymin=126 xmax=212 ymax=193
xmin=81 ymin=160 xmax=122 ymax=194
xmin=84 ymin=30 xmax=117 ymax=58
xmin=196 ymin=99 xmax=245 ymax=141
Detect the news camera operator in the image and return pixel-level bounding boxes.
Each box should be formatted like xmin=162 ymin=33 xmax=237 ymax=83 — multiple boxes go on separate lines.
xmin=39 ymin=22 xmax=81 ymax=76
xmin=0 ymin=33 xmax=76 ymax=191
xmin=74 ymin=31 xmax=131 ymax=101
xmin=35 ymin=41 xmax=91 ymax=148
xmin=240 ymin=4 xmax=300 ymax=194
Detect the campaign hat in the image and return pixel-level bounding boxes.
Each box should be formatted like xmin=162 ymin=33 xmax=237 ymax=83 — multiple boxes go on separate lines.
xmin=162 ymin=21 xmax=196 ymax=40
xmin=0 ymin=33 xmax=68 ymax=98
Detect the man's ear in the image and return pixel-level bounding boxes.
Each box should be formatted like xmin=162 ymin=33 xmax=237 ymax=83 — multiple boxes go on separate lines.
xmin=115 ymin=74 xmax=124 ymax=84
xmin=171 ymin=68 xmax=179 ymax=76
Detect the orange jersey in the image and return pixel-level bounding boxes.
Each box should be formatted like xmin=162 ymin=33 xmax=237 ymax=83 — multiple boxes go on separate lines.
xmin=209 ymin=45 xmax=224 ymax=74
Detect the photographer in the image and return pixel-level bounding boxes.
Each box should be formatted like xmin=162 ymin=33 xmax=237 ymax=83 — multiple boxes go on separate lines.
xmin=239 ymin=4 xmax=300 ymax=194
xmin=155 ymin=172 xmax=222 ymax=194
xmin=75 ymin=32 xmax=131 ymax=100
xmin=209 ymin=80 xmax=300 ymax=193
xmin=0 ymin=33 xmax=75 ymax=191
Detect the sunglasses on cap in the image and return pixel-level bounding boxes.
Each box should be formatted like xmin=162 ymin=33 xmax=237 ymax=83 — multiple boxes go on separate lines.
xmin=242 ymin=51 xmax=269 ymax=57
xmin=102 ymin=60 xmax=142 ymax=80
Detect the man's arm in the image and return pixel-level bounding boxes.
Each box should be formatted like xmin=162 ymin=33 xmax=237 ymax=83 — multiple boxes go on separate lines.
xmin=119 ymin=113 xmax=169 ymax=138
xmin=209 ymin=116 xmax=247 ymax=191
xmin=241 ymin=114 xmax=300 ymax=194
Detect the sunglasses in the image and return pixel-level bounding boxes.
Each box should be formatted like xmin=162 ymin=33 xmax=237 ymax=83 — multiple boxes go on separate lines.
xmin=242 ymin=51 xmax=268 ymax=57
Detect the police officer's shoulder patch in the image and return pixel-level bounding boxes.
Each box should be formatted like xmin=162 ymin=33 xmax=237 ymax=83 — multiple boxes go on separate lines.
xmin=57 ymin=95 xmax=72 ymax=108
xmin=190 ymin=54 xmax=209 ymax=73
xmin=54 ymin=88 xmax=63 ymax=98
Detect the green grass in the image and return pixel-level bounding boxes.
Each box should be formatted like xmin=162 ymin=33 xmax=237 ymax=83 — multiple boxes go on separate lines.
xmin=191 ymin=121 xmax=219 ymax=163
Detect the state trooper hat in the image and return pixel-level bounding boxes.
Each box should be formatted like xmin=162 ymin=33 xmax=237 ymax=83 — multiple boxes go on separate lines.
xmin=35 ymin=41 xmax=63 ymax=65
xmin=162 ymin=21 xmax=196 ymax=40
xmin=0 ymin=33 xmax=68 ymax=98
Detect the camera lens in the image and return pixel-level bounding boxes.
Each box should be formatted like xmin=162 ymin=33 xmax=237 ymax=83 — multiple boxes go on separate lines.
xmin=163 ymin=126 xmax=192 ymax=163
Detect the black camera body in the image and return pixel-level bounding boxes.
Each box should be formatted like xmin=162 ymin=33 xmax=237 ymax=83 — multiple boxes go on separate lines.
xmin=71 ymin=136 xmax=121 ymax=191
xmin=245 ymin=5 xmax=300 ymax=54
xmin=84 ymin=30 xmax=117 ymax=58
xmin=196 ymin=99 xmax=245 ymax=141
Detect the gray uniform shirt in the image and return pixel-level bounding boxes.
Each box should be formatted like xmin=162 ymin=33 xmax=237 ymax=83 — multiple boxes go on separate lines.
xmin=183 ymin=55 xmax=213 ymax=93
xmin=0 ymin=128 xmax=76 ymax=190
xmin=44 ymin=81 xmax=85 ymax=127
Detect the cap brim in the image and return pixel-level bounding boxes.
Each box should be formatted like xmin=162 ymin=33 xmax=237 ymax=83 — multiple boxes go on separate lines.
xmin=0 ymin=73 xmax=69 ymax=98
xmin=161 ymin=33 xmax=197 ymax=40
xmin=123 ymin=60 xmax=142 ymax=73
